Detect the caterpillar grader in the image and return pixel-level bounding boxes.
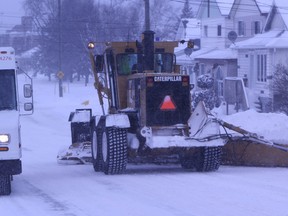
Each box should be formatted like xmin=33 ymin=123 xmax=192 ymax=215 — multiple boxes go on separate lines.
xmin=57 ymin=1 xmax=288 ymax=174
xmin=58 ymin=31 xmax=225 ymax=173
xmin=57 ymin=29 xmax=288 ymax=174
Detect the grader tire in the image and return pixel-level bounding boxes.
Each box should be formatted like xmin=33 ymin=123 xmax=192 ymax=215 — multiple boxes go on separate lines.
xmin=195 ymin=146 xmax=223 ymax=172
xmin=101 ymin=127 xmax=128 ymax=175
xmin=180 ymin=155 xmax=195 ymax=169
xmin=91 ymin=129 xmax=103 ymax=172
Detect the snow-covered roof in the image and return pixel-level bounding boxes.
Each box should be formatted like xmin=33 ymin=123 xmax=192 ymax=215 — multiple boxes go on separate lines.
xmin=233 ymin=30 xmax=288 ymax=49
xmin=266 ymin=31 xmax=288 ymax=48
xmin=175 ymin=47 xmax=217 ymax=64
xmin=194 ymin=48 xmax=237 ymax=60
xmin=19 ymin=47 xmax=39 ymax=58
xmin=198 ymin=0 xmax=270 ymax=17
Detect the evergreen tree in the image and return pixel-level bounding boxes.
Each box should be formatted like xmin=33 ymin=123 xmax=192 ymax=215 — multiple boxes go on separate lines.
xmin=192 ymin=74 xmax=220 ymax=111
xmin=272 ymin=64 xmax=288 ymax=114
xmin=181 ymin=0 xmax=194 ymax=19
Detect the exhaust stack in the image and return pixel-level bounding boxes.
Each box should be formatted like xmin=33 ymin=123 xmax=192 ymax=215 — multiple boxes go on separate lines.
xmin=143 ymin=0 xmax=154 ymax=71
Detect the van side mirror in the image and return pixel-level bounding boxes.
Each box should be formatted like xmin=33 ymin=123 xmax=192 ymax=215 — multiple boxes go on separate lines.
xmin=23 ymin=84 xmax=33 ymax=98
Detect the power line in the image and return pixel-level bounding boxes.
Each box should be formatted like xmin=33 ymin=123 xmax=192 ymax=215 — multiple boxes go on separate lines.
xmin=2 ymin=1 xmax=288 ymax=30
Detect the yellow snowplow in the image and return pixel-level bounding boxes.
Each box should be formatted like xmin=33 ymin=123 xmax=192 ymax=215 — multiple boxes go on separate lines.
xmin=57 ymin=0 xmax=288 ymax=172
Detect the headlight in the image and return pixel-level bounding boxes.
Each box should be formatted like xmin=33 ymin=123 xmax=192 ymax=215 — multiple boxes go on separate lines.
xmin=0 ymin=134 xmax=10 ymax=143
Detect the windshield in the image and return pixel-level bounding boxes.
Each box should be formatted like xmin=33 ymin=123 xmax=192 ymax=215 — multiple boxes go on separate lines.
xmin=117 ymin=54 xmax=138 ymax=75
xmin=0 ymin=70 xmax=17 ymax=110
xmin=116 ymin=53 xmax=174 ymax=75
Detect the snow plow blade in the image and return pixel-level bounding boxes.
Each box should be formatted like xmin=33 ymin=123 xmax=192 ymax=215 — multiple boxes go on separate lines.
xmin=57 ymin=142 xmax=92 ymax=165
xmin=57 ymin=109 xmax=93 ymax=165
xmin=219 ymin=120 xmax=288 ymax=167
xmin=223 ymin=140 xmax=288 ymax=167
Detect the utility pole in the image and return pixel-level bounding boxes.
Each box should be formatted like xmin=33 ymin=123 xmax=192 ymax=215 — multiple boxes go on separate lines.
xmin=208 ymin=0 xmax=210 ymax=18
xmin=58 ymin=0 xmax=63 ymax=97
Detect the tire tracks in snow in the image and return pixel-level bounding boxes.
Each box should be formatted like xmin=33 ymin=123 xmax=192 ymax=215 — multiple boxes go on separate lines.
xmin=14 ymin=178 xmax=92 ymax=216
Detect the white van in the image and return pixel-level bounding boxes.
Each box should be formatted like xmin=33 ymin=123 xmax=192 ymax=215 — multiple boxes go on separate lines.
xmin=0 ymin=47 xmax=33 ymax=195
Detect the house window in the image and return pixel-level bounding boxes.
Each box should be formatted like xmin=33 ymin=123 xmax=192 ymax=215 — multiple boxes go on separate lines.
xmin=204 ymin=25 xmax=208 ymax=37
xmin=217 ymin=25 xmax=222 ymax=36
xmin=238 ymin=21 xmax=245 ymax=36
xmin=252 ymin=21 xmax=261 ymax=35
xmin=257 ymin=54 xmax=267 ymax=82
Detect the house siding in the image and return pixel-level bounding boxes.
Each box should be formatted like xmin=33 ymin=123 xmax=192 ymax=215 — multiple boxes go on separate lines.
xmin=233 ymin=0 xmax=260 ymax=17
xmin=197 ymin=0 xmax=222 ymax=19
xmin=234 ymin=15 xmax=267 ymax=39
xmin=238 ymin=49 xmax=273 ymax=98
xmin=237 ymin=50 xmax=249 ymax=79
xmin=201 ymin=17 xmax=228 ymax=49
xmin=232 ymin=0 xmax=267 ymax=41
xmin=225 ymin=20 xmax=234 ymax=47
xmin=197 ymin=0 xmax=234 ymax=49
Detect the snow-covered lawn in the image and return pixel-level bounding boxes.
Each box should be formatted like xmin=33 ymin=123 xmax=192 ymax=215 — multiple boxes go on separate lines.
xmin=2 ymin=74 xmax=288 ymax=216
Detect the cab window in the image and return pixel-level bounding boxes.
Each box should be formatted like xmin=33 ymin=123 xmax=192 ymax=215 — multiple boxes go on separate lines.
xmin=154 ymin=53 xmax=174 ymax=73
xmin=116 ymin=53 xmax=174 ymax=75
xmin=116 ymin=54 xmax=138 ymax=75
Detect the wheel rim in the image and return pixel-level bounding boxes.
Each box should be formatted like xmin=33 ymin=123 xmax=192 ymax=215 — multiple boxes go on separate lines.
xmin=102 ymin=131 xmax=108 ymax=162
xmin=92 ymin=131 xmax=97 ymax=160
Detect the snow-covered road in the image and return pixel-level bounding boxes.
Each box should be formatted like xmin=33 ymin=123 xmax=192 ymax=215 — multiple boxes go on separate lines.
xmin=2 ymin=75 xmax=288 ymax=216
xmin=3 ymin=163 xmax=288 ymax=216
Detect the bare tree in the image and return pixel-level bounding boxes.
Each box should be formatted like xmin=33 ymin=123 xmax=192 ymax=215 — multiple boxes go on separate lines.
xmin=24 ymin=0 xmax=101 ymax=81
xmin=23 ymin=0 xmax=180 ymax=80
xmin=150 ymin=0 xmax=180 ymax=40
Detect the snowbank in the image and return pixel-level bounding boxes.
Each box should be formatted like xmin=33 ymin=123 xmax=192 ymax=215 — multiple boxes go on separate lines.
xmin=215 ymin=108 xmax=288 ymax=144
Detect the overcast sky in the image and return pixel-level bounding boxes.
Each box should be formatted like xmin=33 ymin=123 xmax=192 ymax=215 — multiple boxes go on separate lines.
xmin=0 ymin=0 xmax=25 ymax=33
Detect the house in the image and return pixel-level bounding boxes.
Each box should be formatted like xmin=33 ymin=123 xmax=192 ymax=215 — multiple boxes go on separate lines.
xmin=197 ymin=0 xmax=234 ymax=49
xmin=234 ymin=0 xmax=288 ymax=112
xmin=175 ymin=0 xmax=273 ymax=111
xmin=196 ymin=0 xmax=270 ymax=49
xmin=193 ymin=0 xmax=269 ymax=105
xmin=0 ymin=16 xmax=39 ymax=72
xmin=0 ymin=16 xmax=38 ymax=55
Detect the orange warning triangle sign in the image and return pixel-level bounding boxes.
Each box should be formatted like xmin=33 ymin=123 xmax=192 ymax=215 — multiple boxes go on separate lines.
xmin=160 ymin=95 xmax=176 ymax=111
